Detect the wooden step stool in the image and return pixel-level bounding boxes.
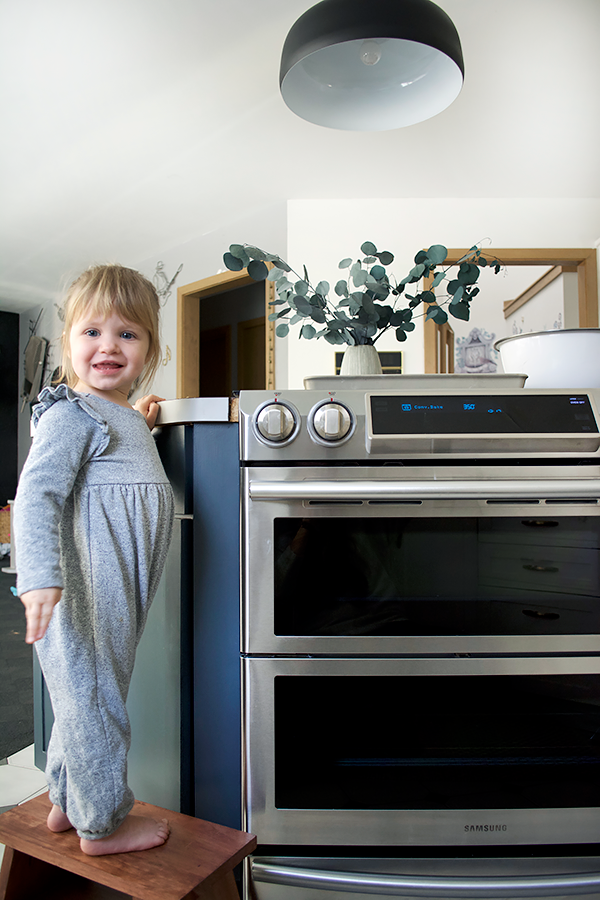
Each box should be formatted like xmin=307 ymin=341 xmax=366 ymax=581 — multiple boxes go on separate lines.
xmin=0 ymin=793 xmax=256 ymax=900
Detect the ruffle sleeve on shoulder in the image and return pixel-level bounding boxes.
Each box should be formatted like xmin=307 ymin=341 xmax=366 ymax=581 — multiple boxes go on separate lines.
xmin=33 ymin=385 xmax=110 ymax=454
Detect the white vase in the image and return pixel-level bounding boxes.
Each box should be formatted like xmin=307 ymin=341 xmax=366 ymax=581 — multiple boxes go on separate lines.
xmin=340 ymin=344 xmax=382 ymax=376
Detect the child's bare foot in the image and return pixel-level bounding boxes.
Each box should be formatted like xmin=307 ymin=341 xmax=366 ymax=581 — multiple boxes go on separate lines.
xmin=47 ymin=804 xmax=73 ymax=832
xmin=80 ymin=814 xmax=170 ymax=856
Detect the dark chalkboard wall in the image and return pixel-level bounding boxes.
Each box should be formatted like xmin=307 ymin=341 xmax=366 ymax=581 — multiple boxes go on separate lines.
xmin=0 ymin=311 xmax=19 ymax=506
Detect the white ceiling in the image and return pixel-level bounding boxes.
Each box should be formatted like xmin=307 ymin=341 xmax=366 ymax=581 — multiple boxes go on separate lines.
xmin=1 ymin=0 xmax=599 ymax=314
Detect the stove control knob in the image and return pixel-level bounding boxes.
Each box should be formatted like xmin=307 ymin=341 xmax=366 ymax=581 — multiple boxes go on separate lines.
xmin=312 ymin=402 xmax=353 ymax=442
xmin=255 ymin=403 xmax=297 ymax=443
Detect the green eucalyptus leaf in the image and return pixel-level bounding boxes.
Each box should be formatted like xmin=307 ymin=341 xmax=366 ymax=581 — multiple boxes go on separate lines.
xmin=449 ymin=301 xmax=471 ymax=321
xmin=361 ymin=295 xmax=376 ymax=315
xmin=310 ymin=308 xmax=326 ymax=324
xmin=338 ymin=258 xmax=353 ymax=269
xmin=295 ymin=280 xmax=309 ymax=295
xmin=457 ymin=262 xmax=480 ymax=285
xmin=376 ymin=305 xmax=392 ymax=327
xmin=419 ymin=290 xmax=436 ymax=304
xmin=247 ymin=259 xmax=269 ymax=281
xmin=267 ymin=267 xmax=285 ymax=282
xmin=272 ymin=257 xmax=291 ymax=273
xmin=316 ymin=280 xmax=330 ymax=296
xmin=352 ymin=269 xmax=368 ymax=287
xmin=335 ymin=279 xmax=349 ymax=297
xmin=294 ymin=295 xmax=313 ymax=316
xmin=395 ymin=328 xmax=408 ymax=342
xmin=376 ymin=251 xmax=394 ymax=266
xmin=362 ymin=256 xmax=377 ymax=264
xmin=301 ymin=323 xmax=316 ymax=340
xmin=223 ymin=252 xmax=244 ymax=272
xmin=426 ymin=245 xmax=448 ymax=265
xmin=369 ymin=264 xmax=386 ymax=281
xmin=450 ymin=285 xmax=464 ymax=304
xmin=360 ymin=241 xmax=377 ymax=255
xmin=414 ymin=250 xmax=429 ymax=265
xmin=303 ymin=265 xmax=310 ymax=282
xmin=245 ymin=246 xmax=266 ymax=260
xmin=400 ymin=263 xmax=426 ymax=285
xmin=325 ymin=330 xmax=345 ymax=345
xmin=432 ymin=271 xmax=445 ymax=288
xmin=290 ymin=313 xmax=304 ymax=325
xmin=426 ymin=305 xmax=448 ymax=324
xmin=275 ymin=323 xmax=289 ymax=338
xmin=403 ymin=322 xmax=416 ymax=332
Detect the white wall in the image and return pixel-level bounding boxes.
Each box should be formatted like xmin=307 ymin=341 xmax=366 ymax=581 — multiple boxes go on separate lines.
xmin=135 ymin=202 xmax=287 ymax=400
xmin=282 ymin=198 xmax=600 ymax=389
xmin=504 ymin=271 xmax=579 ymax=338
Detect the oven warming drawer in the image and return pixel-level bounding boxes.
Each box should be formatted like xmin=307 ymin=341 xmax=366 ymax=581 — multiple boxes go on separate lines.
xmin=249 ymin=856 xmax=600 ymax=900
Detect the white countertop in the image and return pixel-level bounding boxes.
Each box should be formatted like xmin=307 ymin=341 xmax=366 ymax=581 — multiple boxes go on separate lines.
xmin=155 ymin=397 xmax=230 ymax=425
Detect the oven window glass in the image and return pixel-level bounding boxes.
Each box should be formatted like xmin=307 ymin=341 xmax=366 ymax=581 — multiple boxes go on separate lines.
xmin=274 ymin=517 xmax=600 ymax=636
xmin=275 ymin=675 xmax=600 ymax=810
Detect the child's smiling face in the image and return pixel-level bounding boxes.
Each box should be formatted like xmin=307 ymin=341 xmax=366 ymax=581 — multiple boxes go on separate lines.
xmin=69 ymin=311 xmax=150 ymax=405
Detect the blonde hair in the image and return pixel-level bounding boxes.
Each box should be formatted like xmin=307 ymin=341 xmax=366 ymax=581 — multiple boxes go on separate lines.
xmin=60 ymin=264 xmax=161 ymax=394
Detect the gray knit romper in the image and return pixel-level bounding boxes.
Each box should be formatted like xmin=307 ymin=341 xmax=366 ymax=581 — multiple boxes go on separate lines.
xmin=14 ymin=385 xmax=174 ymax=840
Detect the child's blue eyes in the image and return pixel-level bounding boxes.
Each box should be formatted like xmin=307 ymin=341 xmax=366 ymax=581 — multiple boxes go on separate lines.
xmin=83 ymin=330 xmax=136 ymax=339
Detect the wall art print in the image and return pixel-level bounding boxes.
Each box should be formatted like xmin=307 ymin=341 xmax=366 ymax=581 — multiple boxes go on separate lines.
xmin=455 ymin=327 xmax=498 ymax=374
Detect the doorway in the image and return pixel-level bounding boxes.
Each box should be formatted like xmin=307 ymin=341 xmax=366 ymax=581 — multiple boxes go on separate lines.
xmin=424 ymin=248 xmax=598 ymax=373
xmin=177 ymin=270 xmax=275 ymax=398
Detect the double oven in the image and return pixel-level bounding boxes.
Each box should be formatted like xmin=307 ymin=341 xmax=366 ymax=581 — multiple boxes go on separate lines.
xmin=239 ymin=385 xmax=600 ymax=899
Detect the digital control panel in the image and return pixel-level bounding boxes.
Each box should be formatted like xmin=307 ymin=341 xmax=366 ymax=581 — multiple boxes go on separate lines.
xmin=370 ymin=394 xmax=599 ymax=435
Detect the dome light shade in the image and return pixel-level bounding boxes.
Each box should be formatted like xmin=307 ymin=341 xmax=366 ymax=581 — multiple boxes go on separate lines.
xmin=279 ymin=0 xmax=464 ymax=131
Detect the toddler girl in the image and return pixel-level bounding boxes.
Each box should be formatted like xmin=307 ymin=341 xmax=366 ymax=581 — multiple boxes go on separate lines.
xmin=14 ymin=264 xmax=174 ymax=855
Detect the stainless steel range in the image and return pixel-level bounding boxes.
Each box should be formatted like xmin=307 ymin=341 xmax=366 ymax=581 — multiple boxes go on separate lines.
xmin=239 ymin=384 xmax=600 ymax=900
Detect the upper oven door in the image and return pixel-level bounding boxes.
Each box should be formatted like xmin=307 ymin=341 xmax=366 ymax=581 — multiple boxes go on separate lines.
xmin=242 ymin=464 xmax=600 ymax=655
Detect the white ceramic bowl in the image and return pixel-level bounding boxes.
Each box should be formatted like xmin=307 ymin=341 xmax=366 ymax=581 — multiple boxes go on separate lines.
xmin=495 ymin=329 xmax=600 ymax=389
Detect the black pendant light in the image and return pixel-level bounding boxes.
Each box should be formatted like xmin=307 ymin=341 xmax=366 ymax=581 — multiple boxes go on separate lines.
xmin=280 ymin=0 xmax=464 ymax=131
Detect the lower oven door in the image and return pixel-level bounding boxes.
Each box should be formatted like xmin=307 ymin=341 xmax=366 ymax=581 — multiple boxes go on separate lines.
xmin=248 ymin=855 xmax=600 ymax=900
xmin=242 ymin=656 xmax=600 ymax=847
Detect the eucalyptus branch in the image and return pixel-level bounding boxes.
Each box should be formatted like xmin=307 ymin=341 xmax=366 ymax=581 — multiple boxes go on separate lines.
xmin=223 ymin=241 xmax=503 ymax=348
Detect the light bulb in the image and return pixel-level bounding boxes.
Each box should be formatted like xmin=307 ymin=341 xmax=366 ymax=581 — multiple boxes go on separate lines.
xmin=359 ymin=40 xmax=382 ymax=66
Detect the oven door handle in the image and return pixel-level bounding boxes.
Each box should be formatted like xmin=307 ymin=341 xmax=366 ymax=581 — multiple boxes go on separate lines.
xmin=248 ymin=479 xmax=600 ymax=502
xmin=252 ymin=860 xmax=600 ymax=897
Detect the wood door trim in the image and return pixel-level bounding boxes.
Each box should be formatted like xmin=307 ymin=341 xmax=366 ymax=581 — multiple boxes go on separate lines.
xmin=177 ymin=269 xmax=274 ymax=398
xmin=445 ymin=248 xmax=598 ymax=328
